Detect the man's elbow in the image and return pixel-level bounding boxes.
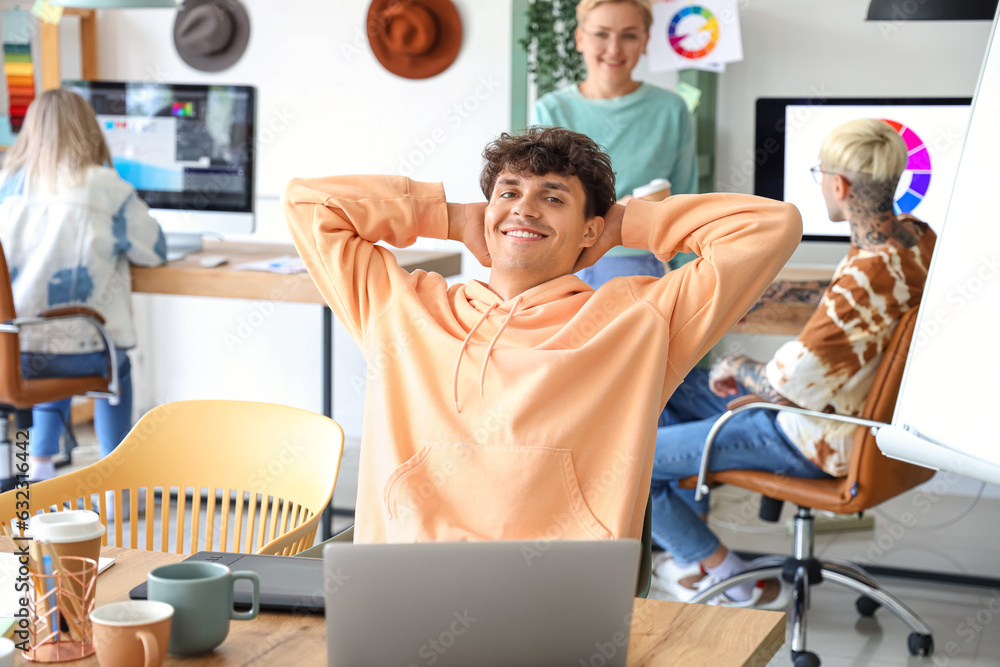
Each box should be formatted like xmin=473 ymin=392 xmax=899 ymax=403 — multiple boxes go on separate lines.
xmin=778 ymin=202 xmax=803 ymax=238
xmin=771 ymin=202 xmax=803 ymax=257
xmin=282 ymin=177 xmax=306 ymax=210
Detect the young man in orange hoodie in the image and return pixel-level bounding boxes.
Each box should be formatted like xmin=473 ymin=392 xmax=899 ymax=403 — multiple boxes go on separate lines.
xmin=283 ymin=126 xmax=801 ymax=545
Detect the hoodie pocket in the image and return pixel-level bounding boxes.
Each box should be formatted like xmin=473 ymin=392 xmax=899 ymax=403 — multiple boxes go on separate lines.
xmin=383 ymin=443 xmax=613 ymax=542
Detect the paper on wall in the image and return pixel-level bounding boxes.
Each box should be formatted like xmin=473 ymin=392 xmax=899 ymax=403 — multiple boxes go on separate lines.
xmin=647 ymin=0 xmax=743 ymax=73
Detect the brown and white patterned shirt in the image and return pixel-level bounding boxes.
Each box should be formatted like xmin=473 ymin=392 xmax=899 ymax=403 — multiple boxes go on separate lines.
xmin=765 ymin=217 xmax=935 ymax=476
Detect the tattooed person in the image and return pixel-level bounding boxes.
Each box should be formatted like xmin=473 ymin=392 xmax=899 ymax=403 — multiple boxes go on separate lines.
xmin=649 ymin=119 xmax=935 ymax=608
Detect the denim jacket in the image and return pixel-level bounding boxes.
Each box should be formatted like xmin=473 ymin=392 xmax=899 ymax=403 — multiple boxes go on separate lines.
xmin=0 ymin=165 xmax=166 ymax=354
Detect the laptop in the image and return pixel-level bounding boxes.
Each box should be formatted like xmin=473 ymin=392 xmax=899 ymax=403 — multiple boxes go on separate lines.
xmin=323 ymin=539 xmax=641 ymax=667
xmin=129 ymin=551 xmax=325 ymax=614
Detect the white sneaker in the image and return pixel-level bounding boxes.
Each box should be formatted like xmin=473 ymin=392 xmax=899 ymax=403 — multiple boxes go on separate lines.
xmin=650 ymin=553 xmax=703 ymax=602
xmin=683 ymin=571 xmax=792 ymax=611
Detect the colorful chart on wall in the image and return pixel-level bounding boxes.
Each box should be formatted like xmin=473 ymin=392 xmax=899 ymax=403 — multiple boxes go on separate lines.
xmin=779 ymin=102 xmax=969 ymax=240
xmin=882 ymin=118 xmax=933 ymax=214
xmin=647 ymin=0 xmax=743 ymax=73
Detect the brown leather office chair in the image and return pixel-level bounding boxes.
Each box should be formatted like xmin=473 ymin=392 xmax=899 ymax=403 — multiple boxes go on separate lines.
xmin=680 ymin=308 xmax=935 ymax=667
xmin=0 ymin=240 xmax=119 ymax=491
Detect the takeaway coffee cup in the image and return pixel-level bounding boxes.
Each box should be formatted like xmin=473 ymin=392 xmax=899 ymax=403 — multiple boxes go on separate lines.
xmin=27 ymin=510 xmax=105 ymax=570
xmin=90 ymin=600 xmax=173 ymax=667
xmin=632 ymin=177 xmax=672 ymax=201
xmin=146 ymin=562 xmax=260 ymax=656
xmin=27 ymin=510 xmax=105 ymax=611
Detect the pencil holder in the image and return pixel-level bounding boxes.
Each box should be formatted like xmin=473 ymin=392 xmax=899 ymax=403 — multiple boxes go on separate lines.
xmin=22 ymin=556 xmax=97 ymax=663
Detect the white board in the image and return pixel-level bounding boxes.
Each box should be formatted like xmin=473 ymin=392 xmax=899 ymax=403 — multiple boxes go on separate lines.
xmin=883 ymin=6 xmax=1000 ymax=483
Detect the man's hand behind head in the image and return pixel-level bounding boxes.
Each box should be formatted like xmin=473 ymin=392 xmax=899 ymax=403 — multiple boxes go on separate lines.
xmin=448 ymin=202 xmax=491 ymax=267
xmin=573 ymin=202 xmax=625 ymax=274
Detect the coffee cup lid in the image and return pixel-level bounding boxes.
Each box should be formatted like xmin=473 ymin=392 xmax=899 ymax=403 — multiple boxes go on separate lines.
xmin=28 ymin=510 xmax=105 ymax=543
xmin=632 ymin=178 xmax=672 ymax=199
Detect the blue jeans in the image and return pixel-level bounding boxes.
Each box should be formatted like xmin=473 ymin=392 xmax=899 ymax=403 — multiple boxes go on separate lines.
xmin=650 ymin=368 xmax=831 ymax=566
xmin=21 ymin=350 xmax=133 ymax=459
xmin=577 ymin=253 xmax=664 ymax=289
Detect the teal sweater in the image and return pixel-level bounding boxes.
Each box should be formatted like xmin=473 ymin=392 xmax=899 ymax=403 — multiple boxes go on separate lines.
xmin=534 ymin=83 xmax=697 ymax=258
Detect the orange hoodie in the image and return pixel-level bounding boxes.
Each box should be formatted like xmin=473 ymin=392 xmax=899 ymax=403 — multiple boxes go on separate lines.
xmin=284 ymin=176 xmax=801 ymax=543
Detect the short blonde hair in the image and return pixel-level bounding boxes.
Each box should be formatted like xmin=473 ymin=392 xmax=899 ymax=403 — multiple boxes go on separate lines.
xmin=819 ymin=118 xmax=908 ymax=182
xmin=0 ymin=88 xmax=111 ymax=193
xmin=576 ymin=0 xmax=653 ymax=32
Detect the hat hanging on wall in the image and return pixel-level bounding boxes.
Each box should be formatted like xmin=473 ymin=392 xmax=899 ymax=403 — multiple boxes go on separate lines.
xmin=173 ymin=0 xmax=250 ymax=72
xmin=367 ymin=0 xmax=462 ymax=79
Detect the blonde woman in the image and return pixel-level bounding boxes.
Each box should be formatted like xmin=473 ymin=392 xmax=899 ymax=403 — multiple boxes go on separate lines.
xmin=533 ymin=0 xmax=697 ymax=288
xmin=0 ymin=88 xmax=165 ymax=481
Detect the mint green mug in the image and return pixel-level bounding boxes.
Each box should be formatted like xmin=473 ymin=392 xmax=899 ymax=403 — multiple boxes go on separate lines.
xmin=146 ymin=562 xmax=260 ymax=656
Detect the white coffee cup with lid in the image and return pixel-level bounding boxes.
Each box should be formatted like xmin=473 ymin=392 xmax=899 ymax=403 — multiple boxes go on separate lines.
xmin=27 ymin=510 xmax=106 ymax=610
xmin=632 ymin=178 xmax=672 ymax=201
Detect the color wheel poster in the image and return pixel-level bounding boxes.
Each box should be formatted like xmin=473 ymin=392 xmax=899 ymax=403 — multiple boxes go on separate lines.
xmin=647 ymin=0 xmax=743 ymax=73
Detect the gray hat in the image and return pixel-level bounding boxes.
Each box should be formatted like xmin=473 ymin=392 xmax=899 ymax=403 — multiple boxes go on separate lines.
xmin=173 ymin=0 xmax=250 ymax=72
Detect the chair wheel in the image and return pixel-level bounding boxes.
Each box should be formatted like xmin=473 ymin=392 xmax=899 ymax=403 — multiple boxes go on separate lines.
xmin=856 ymin=595 xmax=881 ymax=617
xmin=792 ymin=650 xmax=821 ymax=667
xmin=908 ymin=632 xmax=934 ymax=656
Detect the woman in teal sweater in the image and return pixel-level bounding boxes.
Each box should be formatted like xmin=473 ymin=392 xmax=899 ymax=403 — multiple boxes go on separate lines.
xmin=533 ymin=0 xmax=697 ymax=287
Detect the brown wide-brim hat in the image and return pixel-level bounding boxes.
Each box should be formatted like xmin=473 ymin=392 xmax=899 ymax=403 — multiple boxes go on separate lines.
xmin=367 ymin=0 xmax=462 ymax=80
xmin=173 ymin=0 xmax=251 ymax=73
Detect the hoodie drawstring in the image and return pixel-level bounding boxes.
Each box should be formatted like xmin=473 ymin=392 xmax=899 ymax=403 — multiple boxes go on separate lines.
xmin=479 ymin=296 xmax=523 ymax=397
xmin=453 ymin=302 xmax=497 ymax=413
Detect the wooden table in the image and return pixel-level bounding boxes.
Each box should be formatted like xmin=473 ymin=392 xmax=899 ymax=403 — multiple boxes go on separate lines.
xmin=4 ymin=541 xmax=785 ymax=667
xmin=131 ymin=240 xmax=462 ymax=305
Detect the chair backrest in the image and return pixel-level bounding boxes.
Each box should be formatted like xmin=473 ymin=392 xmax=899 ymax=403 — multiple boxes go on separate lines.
xmin=0 ymin=239 xmax=24 ymax=402
xmin=0 ymin=400 xmax=345 ymax=556
xmin=838 ymin=307 xmax=935 ymax=512
xmin=698 ymin=307 xmax=935 ymax=515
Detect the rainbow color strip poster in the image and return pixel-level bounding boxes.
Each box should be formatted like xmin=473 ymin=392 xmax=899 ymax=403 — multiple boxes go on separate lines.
xmin=2 ymin=9 xmax=35 ymax=133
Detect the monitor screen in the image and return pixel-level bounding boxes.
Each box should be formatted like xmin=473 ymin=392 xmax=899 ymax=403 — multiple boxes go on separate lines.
xmin=63 ymin=80 xmax=256 ymax=240
xmin=754 ymin=98 xmax=971 ymax=241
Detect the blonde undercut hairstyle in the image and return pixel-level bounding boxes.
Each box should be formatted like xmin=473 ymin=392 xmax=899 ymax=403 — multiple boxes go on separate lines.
xmin=576 ymin=0 xmax=653 ymax=32
xmin=818 ymin=118 xmax=908 ymax=182
xmin=0 ymin=88 xmax=112 ymax=193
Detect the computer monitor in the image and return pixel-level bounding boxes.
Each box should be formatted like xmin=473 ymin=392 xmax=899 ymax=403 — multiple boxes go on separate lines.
xmin=754 ymin=97 xmax=971 ymax=241
xmin=64 ymin=80 xmax=256 ymax=256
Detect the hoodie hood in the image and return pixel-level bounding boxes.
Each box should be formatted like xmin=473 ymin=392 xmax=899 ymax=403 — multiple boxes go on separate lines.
xmin=452 ymin=276 xmax=593 ymax=412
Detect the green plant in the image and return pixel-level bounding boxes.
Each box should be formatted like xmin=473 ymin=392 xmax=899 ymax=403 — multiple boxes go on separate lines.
xmin=520 ymin=0 xmax=586 ymax=97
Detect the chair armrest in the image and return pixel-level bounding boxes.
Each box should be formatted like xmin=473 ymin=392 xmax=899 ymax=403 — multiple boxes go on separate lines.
xmin=37 ymin=306 xmax=106 ymax=325
xmin=8 ymin=312 xmax=122 ymax=405
xmin=692 ymin=401 xmax=889 ymax=502
xmin=726 ymin=394 xmax=795 ymax=410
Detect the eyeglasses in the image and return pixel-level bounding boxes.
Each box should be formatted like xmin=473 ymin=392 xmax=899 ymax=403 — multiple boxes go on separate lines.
xmin=810 ymin=164 xmax=835 ymax=185
xmin=580 ymin=29 xmax=645 ymax=49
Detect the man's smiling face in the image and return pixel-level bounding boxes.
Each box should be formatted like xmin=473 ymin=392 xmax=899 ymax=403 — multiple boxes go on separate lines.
xmin=484 ymin=170 xmax=603 ymax=282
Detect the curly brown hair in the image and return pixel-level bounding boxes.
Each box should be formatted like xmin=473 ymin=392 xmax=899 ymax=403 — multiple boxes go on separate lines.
xmin=479 ymin=126 xmax=616 ymax=219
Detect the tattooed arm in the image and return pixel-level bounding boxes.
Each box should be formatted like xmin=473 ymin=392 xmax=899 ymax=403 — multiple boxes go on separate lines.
xmin=708 ymin=354 xmax=797 ymax=405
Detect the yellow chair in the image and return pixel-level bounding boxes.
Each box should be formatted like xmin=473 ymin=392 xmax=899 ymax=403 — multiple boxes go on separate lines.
xmin=0 ymin=400 xmax=344 ymax=556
